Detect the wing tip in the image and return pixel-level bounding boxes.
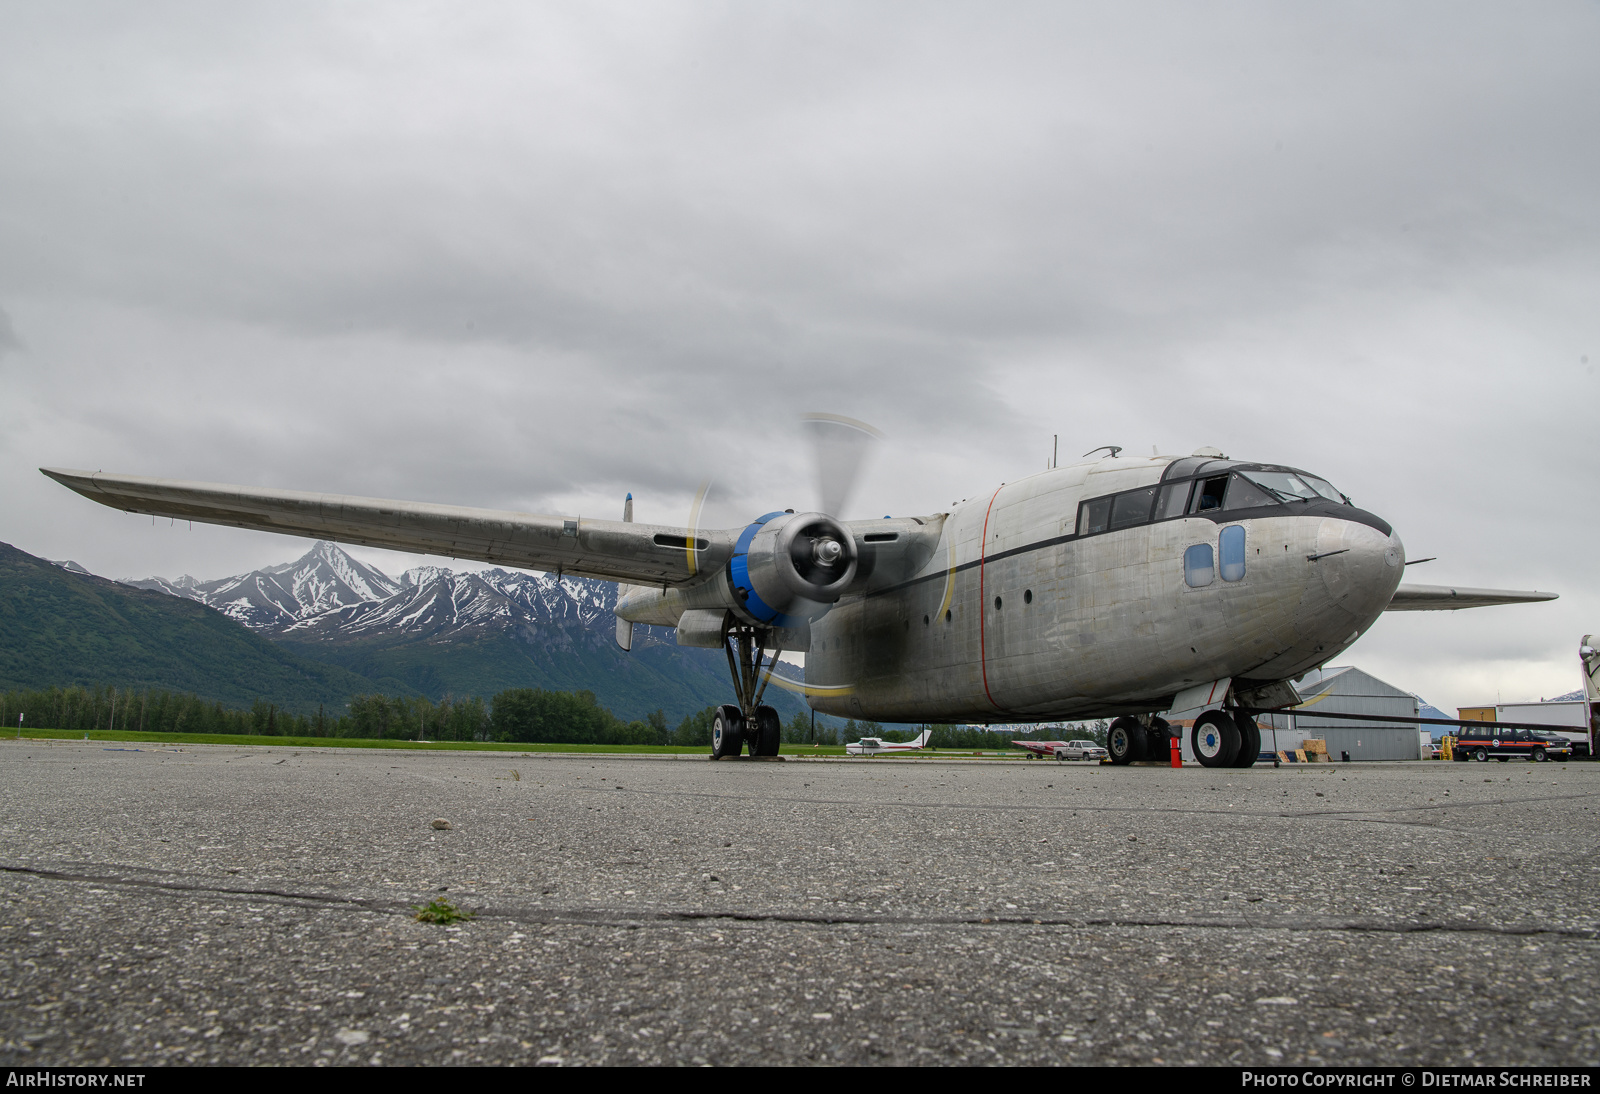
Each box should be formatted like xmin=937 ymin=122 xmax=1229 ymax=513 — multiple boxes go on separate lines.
xmin=39 ymin=467 xmax=97 ymax=489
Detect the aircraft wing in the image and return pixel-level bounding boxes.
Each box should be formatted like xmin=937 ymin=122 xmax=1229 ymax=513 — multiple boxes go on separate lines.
xmin=1384 ymin=583 xmax=1559 ymax=611
xmin=40 ymin=468 xmax=732 ymax=586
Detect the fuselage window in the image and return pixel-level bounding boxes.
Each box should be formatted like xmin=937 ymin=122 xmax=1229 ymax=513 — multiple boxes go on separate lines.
xmin=1219 ymin=524 xmax=1246 ymax=582
xmin=1109 ymin=486 xmax=1157 ymax=530
xmin=1221 ymin=473 xmax=1277 ymax=511
xmin=1190 ymin=476 xmax=1229 ymax=513
xmin=1184 ymin=543 xmax=1215 ymax=587
xmin=1077 ymin=496 xmax=1112 ymax=536
xmin=1155 ymin=482 xmax=1190 ymax=521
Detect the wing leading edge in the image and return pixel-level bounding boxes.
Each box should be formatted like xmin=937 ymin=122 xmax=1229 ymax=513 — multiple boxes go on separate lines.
xmin=1385 ymin=583 xmax=1558 ymax=611
xmin=40 ymin=468 xmax=731 ymax=586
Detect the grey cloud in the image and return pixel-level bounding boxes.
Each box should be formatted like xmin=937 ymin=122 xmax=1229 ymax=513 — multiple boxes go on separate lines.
xmin=0 ymin=1 xmax=1595 ymax=710
xmin=0 ymin=304 xmax=19 ymax=357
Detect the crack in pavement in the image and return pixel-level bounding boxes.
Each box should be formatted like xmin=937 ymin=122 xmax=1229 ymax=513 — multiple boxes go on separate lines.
xmin=6 ymin=862 xmax=1597 ymax=941
xmin=551 ymin=784 xmax=1596 ymax=826
xmin=0 ymin=863 xmax=380 ymax=910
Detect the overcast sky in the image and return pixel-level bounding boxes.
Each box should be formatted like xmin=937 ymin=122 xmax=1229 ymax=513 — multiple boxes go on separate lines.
xmin=2 ymin=2 xmax=1595 ymax=713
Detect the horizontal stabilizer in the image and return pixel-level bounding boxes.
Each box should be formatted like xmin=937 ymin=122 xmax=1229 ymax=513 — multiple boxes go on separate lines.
xmin=1384 ymin=583 xmax=1558 ymax=611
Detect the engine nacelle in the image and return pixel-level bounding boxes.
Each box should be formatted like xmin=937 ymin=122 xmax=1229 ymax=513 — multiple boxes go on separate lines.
xmin=728 ymin=511 xmax=857 ymax=627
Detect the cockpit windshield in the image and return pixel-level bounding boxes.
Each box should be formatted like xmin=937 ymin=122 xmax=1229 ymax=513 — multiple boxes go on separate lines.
xmin=1296 ymin=473 xmax=1348 ymax=504
xmin=1238 ymin=470 xmax=1319 ymax=503
xmin=1237 ymin=469 xmax=1349 ymax=506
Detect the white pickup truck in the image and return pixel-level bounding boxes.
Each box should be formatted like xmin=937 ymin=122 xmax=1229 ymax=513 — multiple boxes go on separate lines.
xmin=1056 ymin=740 xmax=1109 ymax=762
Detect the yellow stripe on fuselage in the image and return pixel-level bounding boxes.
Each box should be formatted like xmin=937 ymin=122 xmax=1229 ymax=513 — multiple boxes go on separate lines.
xmin=936 ymin=534 xmax=957 ymax=620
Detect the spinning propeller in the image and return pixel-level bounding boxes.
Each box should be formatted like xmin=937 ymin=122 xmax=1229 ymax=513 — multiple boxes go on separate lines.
xmin=683 ymin=413 xmax=884 ymax=623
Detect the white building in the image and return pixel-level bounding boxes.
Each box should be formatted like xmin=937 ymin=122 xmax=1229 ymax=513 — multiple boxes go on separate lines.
xmin=1489 ymin=699 xmax=1593 ymax=757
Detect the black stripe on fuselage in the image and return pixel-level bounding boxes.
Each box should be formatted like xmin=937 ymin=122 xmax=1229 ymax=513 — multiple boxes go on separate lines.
xmin=860 ymin=501 xmax=1390 ymax=603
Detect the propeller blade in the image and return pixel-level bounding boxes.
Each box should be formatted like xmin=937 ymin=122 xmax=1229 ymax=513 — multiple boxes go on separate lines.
xmin=686 ymin=477 xmax=713 ymax=576
xmin=801 ymin=412 xmax=884 ymax=518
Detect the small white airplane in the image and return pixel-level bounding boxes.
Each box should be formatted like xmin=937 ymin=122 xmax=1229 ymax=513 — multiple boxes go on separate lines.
xmin=845 ymin=728 xmax=934 ymax=755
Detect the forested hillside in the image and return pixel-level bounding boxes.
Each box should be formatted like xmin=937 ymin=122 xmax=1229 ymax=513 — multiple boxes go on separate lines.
xmin=0 ymin=541 xmax=387 ymax=711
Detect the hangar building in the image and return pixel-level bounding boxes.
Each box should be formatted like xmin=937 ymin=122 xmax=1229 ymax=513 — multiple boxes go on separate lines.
xmin=1254 ymin=667 xmax=1427 ymax=761
xmin=1171 ymin=665 xmax=1426 ymax=762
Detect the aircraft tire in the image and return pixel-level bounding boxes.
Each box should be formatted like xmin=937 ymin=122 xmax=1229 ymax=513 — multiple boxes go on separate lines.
xmin=1229 ymin=713 xmax=1262 ymax=768
xmin=711 ymin=705 xmax=746 ymax=760
xmin=1191 ymin=710 xmax=1240 ymax=768
xmin=1148 ymin=717 xmax=1175 ymax=763
xmin=1106 ymin=717 xmax=1147 ymax=765
xmin=751 ymin=705 xmax=781 ymax=756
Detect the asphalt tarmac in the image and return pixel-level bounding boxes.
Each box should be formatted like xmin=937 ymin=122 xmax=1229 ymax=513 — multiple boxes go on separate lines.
xmin=2 ymin=740 xmax=1597 ymax=1067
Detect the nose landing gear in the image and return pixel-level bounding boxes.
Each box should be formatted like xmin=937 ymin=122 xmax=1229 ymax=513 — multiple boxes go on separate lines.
xmin=1188 ymin=709 xmax=1263 ymax=768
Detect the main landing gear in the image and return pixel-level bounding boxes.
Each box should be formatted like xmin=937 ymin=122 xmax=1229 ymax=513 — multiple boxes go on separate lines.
xmin=710 ymin=624 xmax=784 ymax=760
xmin=1107 ymin=715 xmax=1176 ymax=764
xmin=1107 ymin=709 xmax=1263 ymax=768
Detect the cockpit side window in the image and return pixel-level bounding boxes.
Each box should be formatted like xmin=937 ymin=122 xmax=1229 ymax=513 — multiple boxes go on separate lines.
xmin=1109 ymin=486 xmax=1157 ymax=530
xmin=1077 ymin=496 xmax=1112 ymax=536
xmin=1221 ymin=474 xmax=1278 ymax=511
xmin=1190 ymin=476 xmax=1229 ymax=513
xmin=1154 ymin=482 xmax=1190 ymax=521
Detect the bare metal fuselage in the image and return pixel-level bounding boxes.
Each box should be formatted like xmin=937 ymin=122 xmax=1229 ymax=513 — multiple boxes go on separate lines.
xmin=620 ymin=456 xmax=1405 ymax=724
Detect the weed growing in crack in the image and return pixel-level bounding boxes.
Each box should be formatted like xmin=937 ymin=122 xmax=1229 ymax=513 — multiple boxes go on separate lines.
xmin=413 ymin=897 xmax=474 ymax=925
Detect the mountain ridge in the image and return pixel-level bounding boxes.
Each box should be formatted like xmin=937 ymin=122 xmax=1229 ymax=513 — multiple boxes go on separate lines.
xmin=127 ymin=541 xmax=810 ymax=723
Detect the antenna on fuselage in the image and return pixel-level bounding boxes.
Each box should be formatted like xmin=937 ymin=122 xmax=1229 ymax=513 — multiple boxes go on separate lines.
xmin=1082 ymin=445 xmax=1122 ymax=459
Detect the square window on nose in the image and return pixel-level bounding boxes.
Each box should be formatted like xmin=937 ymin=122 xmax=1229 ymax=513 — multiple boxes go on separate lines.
xmin=1184 ymin=543 xmax=1215 ymax=587
xmin=1220 ymin=525 xmax=1246 ymax=582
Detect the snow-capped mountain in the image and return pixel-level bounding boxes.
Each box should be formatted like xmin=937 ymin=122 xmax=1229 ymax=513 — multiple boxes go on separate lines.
xmin=125 ymin=540 xmax=806 ymax=722
xmin=130 ymin=540 xmax=618 ymax=640
xmin=283 ymin=563 xmax=618 ymax=643
xmin=127 ymin=541 xmax=404 ymax=631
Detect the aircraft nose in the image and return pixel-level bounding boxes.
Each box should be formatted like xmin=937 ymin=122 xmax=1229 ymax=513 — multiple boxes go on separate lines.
xmin=1312 ymin=517 xmax=1404 ymax=618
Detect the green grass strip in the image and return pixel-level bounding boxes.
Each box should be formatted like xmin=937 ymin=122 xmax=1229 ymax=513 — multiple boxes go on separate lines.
xmin=5 ymin=728 xmax=871 ymax=755
xmin=6 ymin=730 xmax=1031 ymax=758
